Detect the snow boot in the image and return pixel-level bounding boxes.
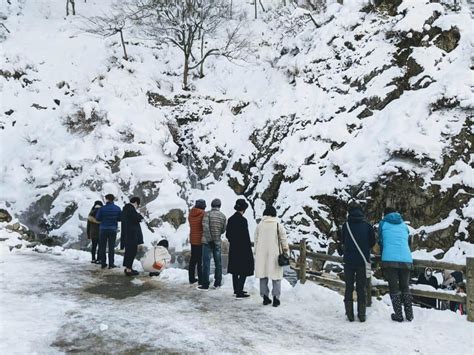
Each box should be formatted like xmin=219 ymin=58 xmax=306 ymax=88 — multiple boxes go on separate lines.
xmin=402 ymin=293 xmax=414 ymax=321
xmin=344 ymin=302 xmax=355 ymax=322
xmin=272 ymin=296 xmax=280 ymax=307
xmin=263 ymin=295 xmax=272 ymax=306
xmin=390 ymin=294 xmax=404 ymax=322
xmin=357 ymin=302 xmax=366 ymax=323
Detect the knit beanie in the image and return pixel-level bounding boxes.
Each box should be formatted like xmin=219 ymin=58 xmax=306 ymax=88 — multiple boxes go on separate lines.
xmin=195 ymin=199 xmax=206 ymax=210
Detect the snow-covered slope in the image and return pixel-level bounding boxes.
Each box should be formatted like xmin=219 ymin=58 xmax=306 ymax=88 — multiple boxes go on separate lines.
xmin=0 ymin=0 xmax=472 ymax=257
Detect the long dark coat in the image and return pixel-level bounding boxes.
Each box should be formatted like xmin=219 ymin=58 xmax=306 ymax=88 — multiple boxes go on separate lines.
xmin=120 ymin=203 xmax=144 ymax=249
xmin=226 ymin=212 xmax=254 ymax=276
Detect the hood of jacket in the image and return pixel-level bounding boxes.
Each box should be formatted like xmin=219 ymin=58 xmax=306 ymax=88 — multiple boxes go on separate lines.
xmin=189 ymin=207 xmax=205 ymax=219
xmin=383 ymin=212 xmax=403 ymax=224
xmin=348 ymin=208 xmax=365 ymax=223
xmin=261 ymin=216 xmax=278 ymax=223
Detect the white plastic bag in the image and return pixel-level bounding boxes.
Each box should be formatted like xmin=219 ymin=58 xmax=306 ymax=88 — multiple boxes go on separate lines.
xmin=140 ymin=246 xmax=171 ymax=272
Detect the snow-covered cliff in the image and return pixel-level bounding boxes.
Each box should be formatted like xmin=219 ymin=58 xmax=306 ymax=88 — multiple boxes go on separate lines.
xmin=0 ymin=0 xmax=472 ymax=259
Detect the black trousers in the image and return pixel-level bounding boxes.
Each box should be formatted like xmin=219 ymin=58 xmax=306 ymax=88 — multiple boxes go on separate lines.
xmin=384 ymin=267 xmax=410 ymax=295
xmin=123 ymin=243 xmax=138 ymax=269
xmin=188 ymin=245 xmax=203 ymax=284
xmin=91 ymin=238 xmax=99 ymax=260
xmin=98 ymin=230 xmax=117 ymax=267
xmin=232 ymin=274 xmax=247 ymax=294
xmin=344 ymin=265 xmax=366 ymax=304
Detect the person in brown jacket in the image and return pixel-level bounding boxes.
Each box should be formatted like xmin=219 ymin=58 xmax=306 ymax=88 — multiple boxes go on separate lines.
xmin=188 ymin=199 xmax=206 ymax=285
xmin=87 ymin=200 xmax=103 ymax=263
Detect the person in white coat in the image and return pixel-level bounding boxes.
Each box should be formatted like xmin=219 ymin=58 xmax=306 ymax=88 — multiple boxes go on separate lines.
xmin=254 ymin=206 xmax=289 ymax=307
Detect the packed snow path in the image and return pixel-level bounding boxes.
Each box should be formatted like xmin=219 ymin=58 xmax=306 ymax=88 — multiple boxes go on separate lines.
xmin=0 ymin=246 xmax=472 ymax=354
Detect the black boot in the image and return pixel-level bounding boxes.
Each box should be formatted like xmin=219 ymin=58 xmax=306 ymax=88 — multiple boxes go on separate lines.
xmin=345 ymin=302 xmax=354 ymax=322
xmin=272 ymin=296 xmax=280 ymax=307
xmin=390 ymin=294 xmax=404 ymax=322
xmin=402 ymin=293 xmax=414 ymax=321
xmin=357 ymin=302 xmax=366 ymax=322
xmin=263 ymin=295 xmax=272 ymax=306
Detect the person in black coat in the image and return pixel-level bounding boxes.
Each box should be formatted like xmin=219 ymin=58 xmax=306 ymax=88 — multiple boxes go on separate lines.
xmin=226 ymin=198 xmax=254 ymax=298
xmin=121 ymin=197 xmax=144 ymax=276
xmin=415 ymin=267 xmax=438 ymax=308
xmin=338 ymin=203 xmax=376 ymax=322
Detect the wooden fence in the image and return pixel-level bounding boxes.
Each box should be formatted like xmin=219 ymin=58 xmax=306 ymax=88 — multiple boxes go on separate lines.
xmin=289 ymin=238 xmax=473 ymax=322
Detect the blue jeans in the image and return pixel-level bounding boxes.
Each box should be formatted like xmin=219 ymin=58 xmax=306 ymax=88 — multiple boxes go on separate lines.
xmin=202 ymin=242 xmax=222 ymax=288
xmin=98 ymin=230 xmax=117 ymax=267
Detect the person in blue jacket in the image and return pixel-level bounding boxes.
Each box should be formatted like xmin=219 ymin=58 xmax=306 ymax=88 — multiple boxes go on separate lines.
xmin=338 ymin=203 xmax=375 ymax=322
xmin=96 ymin=194 xmax=122 ymax=269
xmin=378 ymin=207 xmax=413 ymax=322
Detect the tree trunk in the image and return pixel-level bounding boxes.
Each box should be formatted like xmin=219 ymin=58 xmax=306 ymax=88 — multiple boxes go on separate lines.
xmin=71 ymin=0 xmax=76 ymax=15
xmin=66 ymin=0 xmax=69 ymax=16
xmin=254 ymin=1 xmax=257 ymax=19
xmin=119 ymin=30 xmax=128 ymax=60
xmin=183 ymin=53 xmax=190 ymax=90
xmin=199 ymin=34 xmax=205 ymax=78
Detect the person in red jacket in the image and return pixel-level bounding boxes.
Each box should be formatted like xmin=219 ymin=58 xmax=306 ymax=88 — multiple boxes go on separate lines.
xmin=188 ymin=199 xmax=206 ymax=285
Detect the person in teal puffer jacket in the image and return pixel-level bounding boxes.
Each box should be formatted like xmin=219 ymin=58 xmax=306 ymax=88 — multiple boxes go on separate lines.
xmin=378 ymin=207 xmax=413 ymax=322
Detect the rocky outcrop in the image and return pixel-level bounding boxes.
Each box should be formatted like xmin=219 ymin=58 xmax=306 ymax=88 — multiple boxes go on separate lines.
xmin=161 ymin=209 xmax=186 ymax=229
xmin=0 ymin=209 xmax=12 ymax=223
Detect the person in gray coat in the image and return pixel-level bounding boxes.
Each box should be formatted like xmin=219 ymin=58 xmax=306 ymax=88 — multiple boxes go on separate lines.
xmin=198 ymin=198 xmax=227 ymax=290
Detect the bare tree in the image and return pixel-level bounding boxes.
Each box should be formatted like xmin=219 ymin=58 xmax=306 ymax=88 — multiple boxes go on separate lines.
xmin=82 ymin=11 xmax=130 ymax=60
xmin=129 ymin=0 xmax=249 ymax=90
xmin=66 ymin=0 xmax=76 ymax=16
xmin=253 ymin=0 xmax=266 ymax=19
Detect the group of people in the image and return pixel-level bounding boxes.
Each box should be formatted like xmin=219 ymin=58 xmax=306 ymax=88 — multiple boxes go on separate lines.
xmin=338 ymin=203 xmax=468 ymax=323
xmin=187 ymin=198 xmax=289 ymax=307
xmin=416 ymin=267 xmax=466 ymax=314
xmin=86 ymin=194 xmax=146 ymax=276
xmin=338 ymin=204 xmax=414 ymax=323
xmin=86 ymin=195 xmax=465 ymax=319
xmin=86 ymin=194 xmax=290 ymax=307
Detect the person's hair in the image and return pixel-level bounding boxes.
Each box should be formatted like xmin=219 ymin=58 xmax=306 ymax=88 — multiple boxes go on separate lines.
xmin=130 ymin=197 xmax=140 ymax=205
xmin=263 ymin=206 xmax=277 ymax=217
xmin=89 ymin=200 xmax=103 ymax=215
xmin=457 ymin=282 xmax=466 ymax=292
xmin=211 ymin=198 xmax=221 ymax=208
xmin=105 ymin=194 xmax=115 ymax=202
xmin=384 ymin=207 xmax=397 ymax=216
xmin=158 ymin=239 xmax=169 ymax=249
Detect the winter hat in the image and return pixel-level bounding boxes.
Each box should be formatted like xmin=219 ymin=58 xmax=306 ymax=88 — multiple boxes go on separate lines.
xmin=211 ymin=198 xmax=221 ymax=208
xmin=234 ymin=198 xmax=249 ymax=212
xmin=195 ymin=199 xmax=206 ymax=210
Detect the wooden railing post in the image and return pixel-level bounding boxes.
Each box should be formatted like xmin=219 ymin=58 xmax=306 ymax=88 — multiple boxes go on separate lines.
xmin=299 ymin=238 xmax=307 ymax=284
xmin=467 ymin=257 xmax=474 ymax=322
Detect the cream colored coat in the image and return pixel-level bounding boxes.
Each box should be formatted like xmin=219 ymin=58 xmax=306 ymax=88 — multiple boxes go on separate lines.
xmin=254 ymin=216 xmax=289 ymax=280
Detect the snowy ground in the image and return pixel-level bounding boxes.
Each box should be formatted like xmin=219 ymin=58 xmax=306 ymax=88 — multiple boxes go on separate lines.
xmin=0 ymin=240 xmax=472 ymax=354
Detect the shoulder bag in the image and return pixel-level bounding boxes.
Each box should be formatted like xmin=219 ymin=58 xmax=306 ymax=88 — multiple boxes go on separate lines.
xmin=277 ymin=223 xmax=290 ymax=267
